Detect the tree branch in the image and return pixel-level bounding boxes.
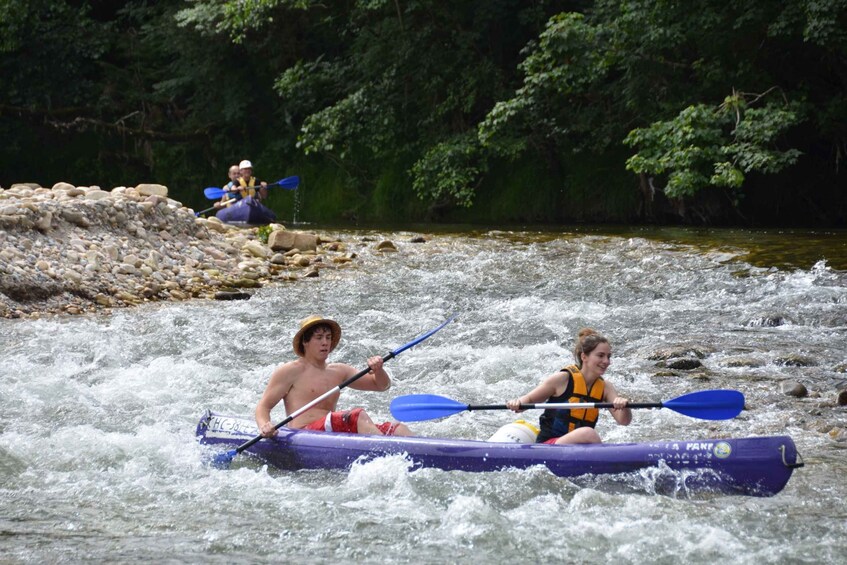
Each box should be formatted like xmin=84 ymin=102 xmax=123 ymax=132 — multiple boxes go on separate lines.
xmin=0 ymin=104 xmax=210 ymax=141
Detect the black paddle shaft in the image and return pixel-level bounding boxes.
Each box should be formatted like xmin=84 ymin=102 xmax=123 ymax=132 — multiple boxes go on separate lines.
xmin=466 ymin=402 xmax=663 ymax=411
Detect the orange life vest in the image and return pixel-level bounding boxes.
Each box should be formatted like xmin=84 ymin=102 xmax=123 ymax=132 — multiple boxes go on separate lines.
xmin=536 ymin=364 xmax=605 ymax=442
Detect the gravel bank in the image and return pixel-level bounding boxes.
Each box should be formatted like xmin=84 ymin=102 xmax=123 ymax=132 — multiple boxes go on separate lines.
xmin=0 ymin=182 xmax=362 ymax=318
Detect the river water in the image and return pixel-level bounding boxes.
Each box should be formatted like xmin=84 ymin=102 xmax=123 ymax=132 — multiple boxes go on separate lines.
xmin=2 ymin=226 xmax=846 ymax=563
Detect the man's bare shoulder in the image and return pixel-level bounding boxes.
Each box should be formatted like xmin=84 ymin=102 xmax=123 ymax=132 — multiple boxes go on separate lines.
xmin=326 ymin=362 xmax=356 ymax=376
xmin=270 ymin=358 xmax=307 ymax=379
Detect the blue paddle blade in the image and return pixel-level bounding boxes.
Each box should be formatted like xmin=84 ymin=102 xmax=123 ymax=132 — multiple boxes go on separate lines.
xmin=209 ymin=449 xmax=237 ymax=469
xmin=663 ymin=389 xmax=745 ymax=420
xmin=390 ymin=394 xmax=469 ymax=422
xmin=204 ymin=187 xmax=225 ymax=199
xmin=277 ymin=176 xmax=299 ymax=190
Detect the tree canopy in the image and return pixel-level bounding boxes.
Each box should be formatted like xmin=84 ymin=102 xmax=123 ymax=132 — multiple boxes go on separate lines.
xmin=1 ymin=0 xmax=844 ymax=225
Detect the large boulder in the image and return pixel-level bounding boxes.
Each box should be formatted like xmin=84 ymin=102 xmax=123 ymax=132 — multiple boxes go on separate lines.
xmin=268 ymin=230 xmax=318 ymax=252
xmin=84 ymin=189 xmax=111 ymax=200
xmin=135 ymin=183 xmax=168 ymax=197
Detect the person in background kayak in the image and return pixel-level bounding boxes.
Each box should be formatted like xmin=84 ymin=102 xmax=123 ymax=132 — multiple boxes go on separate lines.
xmin=213 ymin=164 xmax=240 ymax=209
xmin=506 ymin=328 xmax=631 ymax=444
xmin=232 ymin=159 xmax=268 ymax=202
xmin=255 ymin=315 xmax=413 ymax=438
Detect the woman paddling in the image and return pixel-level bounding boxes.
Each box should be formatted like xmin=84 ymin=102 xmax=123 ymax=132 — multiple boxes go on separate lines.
xmin=506 ymin=328 xmax=631 ymax=444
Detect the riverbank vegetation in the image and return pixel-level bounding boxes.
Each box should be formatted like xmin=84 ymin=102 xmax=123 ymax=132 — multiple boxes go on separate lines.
xmin=1 ymin=1 xmax=844 ymax=226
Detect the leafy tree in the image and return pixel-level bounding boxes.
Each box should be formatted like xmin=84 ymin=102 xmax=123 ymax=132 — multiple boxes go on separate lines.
xmin=0 ymin=0 xmax=297 ymax=201
xmin=210 ymin=0 xmax=561 ymax=211
xmin=1 ymin=0 xmax=844 ymax=224
xmin=624 ymin=92 xmax=803 ymax=199
xmin=473 ymin=0 xmax=846 ymax=221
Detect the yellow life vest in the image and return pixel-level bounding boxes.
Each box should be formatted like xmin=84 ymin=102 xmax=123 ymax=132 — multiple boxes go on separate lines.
xmin=222 ymin=177 xmax=257 ymax=203
xmin=537 ymin=364 xmax=605 ymax=441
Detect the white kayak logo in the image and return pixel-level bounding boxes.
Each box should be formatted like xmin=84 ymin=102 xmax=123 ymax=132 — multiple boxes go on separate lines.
xmin=713 ymin=441 xmax=732 ymax=459
xmin=683 ymin=441 xmax=732 ymax=459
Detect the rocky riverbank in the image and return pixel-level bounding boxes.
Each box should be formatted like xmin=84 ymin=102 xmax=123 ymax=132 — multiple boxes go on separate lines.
xmin=0 ymin=182 xmax=375 ymax=319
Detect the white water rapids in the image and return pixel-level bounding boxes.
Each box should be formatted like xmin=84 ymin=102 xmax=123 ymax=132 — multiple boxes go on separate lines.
xmin=1 ymin=227 xmax=846 ymax=563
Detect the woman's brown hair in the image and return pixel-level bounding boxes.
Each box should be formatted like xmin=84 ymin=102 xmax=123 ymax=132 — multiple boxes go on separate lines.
xmin=573 ymin=328 xmax=609 ymax=368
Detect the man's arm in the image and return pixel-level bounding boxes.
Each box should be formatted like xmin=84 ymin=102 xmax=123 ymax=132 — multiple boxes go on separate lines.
xmin=347 ymin=356 xmax=391 ymax=392
xmin=255 ymin=363 xmax=295 ymax=436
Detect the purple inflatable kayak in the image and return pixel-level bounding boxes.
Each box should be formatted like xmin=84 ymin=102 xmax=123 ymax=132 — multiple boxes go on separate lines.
xmin=215 ymin=196 xmax=277 ymax=225
xmin=196 ymin=411 xmax=802 ymax=496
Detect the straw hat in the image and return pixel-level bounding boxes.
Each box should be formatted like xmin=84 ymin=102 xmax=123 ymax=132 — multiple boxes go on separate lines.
xmin=293 ymin=315 xmax=341 ymax=357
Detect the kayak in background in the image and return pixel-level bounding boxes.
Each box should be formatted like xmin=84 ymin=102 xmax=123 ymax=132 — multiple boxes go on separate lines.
xmin=216 ymin=196 xmax=277 ymax=225
xmin=196 ymin=411 xmax=803 ymax=497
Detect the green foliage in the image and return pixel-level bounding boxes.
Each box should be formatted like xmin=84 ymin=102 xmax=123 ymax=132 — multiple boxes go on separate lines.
xmin=410 ymin=133 xmax=487 ymax=208
xmin=473 ymin=0 xmax=839 ymax=213
xmin=0 ymin=0 xmax=301 ymax=198
xmin=768 ymin=0 xmax=847 ymax=48
xmin=0 ymin=1 xmax=108 ymax=106
xmin=1 ymin=0 xmax=845 ymax=225
xmin=624 ymin=95 xmax=803 ymax=198
xmin=256 ymin=224 xmax=273 ymax=243
xmin=298 ymin=86 xmax=398 ymax=160
xmin=220 ymin=0 xmax=554 ymax=209
xmin=479 ymin=12 xmax=612 ymax=157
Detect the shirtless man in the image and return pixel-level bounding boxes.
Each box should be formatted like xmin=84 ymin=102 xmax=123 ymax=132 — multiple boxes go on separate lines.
xmin=255 ymin=315 xmax=412 ymax=437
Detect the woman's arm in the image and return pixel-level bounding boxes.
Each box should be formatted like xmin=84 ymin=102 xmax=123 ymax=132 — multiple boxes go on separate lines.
xmin=507 ymin=371 xmax=569 ymax=412
xmin=604 ymin=381 xmax=632 ymax=425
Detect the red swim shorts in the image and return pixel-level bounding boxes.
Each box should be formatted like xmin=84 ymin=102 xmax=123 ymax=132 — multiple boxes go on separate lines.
xmin=303 ymin=407 xmax=400 ymax=435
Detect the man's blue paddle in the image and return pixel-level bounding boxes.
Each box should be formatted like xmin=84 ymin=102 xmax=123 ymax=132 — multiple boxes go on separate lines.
xmin=210 ymin=315 xmax=456 ymax=469
xmin=203 ymin=175 xmax=300 ymax=200
xmin=389 ymin=389 xmax=745 ymax=422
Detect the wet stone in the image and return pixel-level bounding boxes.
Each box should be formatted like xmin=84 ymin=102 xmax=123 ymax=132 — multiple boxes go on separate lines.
xmin=775 ymin=354 xmax=816 ymax=367
xmin=747 ymin=315 xmax=785 ymax=327
xmin=666 ymin=358 xmax=702 ymax=370
xmin=214 ymin=291 xmax=252 ymax=301
xmin=648 ymin=346 xmax=710 ymax=360
xmin=781 ymin=380 xmax=808 ymax=398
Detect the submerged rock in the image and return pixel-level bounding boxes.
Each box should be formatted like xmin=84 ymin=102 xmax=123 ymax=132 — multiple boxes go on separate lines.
xmin=781 ymin=381 xmax=808 ymax=398
xmin=666 ymin=358 xmax=703 ymax=370
xmin=648 ymin=345 xmax=711 ymax=360
xmin=376 ymin=240 xmax=398 ymax=252
xmin=775 ymin=354 xmax=817 ymax=367
xmin=723 ymin=356 xmax=765 ymax=368
xmin=214 ymin=291 xmax=252 ymax=301
xmin=747 ymin=315 xmax=786 ymax=327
